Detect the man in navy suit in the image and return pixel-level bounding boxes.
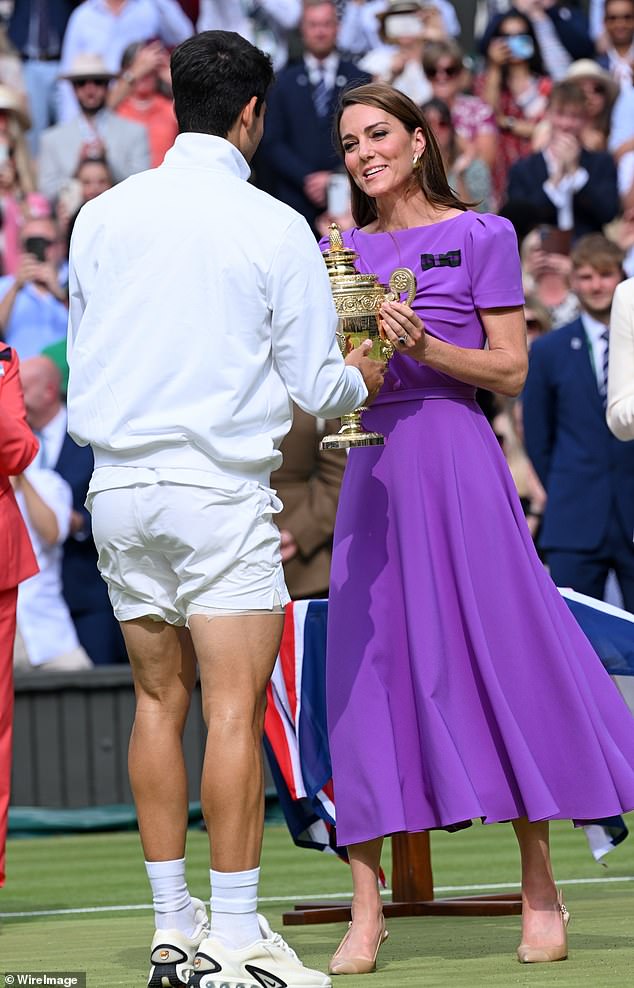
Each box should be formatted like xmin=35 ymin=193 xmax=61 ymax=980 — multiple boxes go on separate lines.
xmin=19 ymin=355 xmax=126 ymax=665
xmin=504 ymin=81 xmax=619 ymax=241
xmin=523 ymin=234 xmax=634 ymax=610
xmin=256 ymin=0 xmax=370 ymax=232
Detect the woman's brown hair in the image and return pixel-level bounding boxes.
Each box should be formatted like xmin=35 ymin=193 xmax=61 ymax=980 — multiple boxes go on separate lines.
xmin=333 ymin=82 xmax=471 ymax=228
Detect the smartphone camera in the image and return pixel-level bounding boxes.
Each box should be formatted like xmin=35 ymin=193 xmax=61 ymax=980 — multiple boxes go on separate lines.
xmin=505 ymin=34 xmax=535 ymax=60
xmin=24 ymin=236 xmax=49 ymax=263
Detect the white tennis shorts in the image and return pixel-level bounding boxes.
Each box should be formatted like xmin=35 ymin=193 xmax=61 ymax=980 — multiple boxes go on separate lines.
xmin=89 ymin=479 xmax=290 ymax=625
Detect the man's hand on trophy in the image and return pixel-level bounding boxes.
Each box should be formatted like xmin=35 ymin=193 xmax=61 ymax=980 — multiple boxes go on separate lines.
xmin=345 ymin=339 xmax=386 ymax=403
xmin=379 ymin=300 xmax=425 ymax=359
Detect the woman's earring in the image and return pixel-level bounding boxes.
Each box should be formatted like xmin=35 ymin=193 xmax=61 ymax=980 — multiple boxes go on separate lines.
xmin=412 ymin=152 xmax=422 ymax=170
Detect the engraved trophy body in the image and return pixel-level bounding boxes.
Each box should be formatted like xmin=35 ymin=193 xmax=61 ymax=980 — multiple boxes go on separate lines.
xmin=321 ymin=224 xmax=416 ymax=450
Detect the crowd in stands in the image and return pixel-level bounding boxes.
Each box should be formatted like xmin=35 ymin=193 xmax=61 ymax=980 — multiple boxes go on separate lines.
xmin=3 ymin=0 xmax=634 ymax=669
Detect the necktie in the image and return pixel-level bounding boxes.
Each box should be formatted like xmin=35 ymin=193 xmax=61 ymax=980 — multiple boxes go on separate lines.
xmin=33 ymin=429 xmax=47 ymax=468
xmin=36 ymin=0 xmax=50 ymax=56
xmin=601 ymin=329 xmax=609 ymax=409
xmin=313 ymin=67 xmax=330 ymax=118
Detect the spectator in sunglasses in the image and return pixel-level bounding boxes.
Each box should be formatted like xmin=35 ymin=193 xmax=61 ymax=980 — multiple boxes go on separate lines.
xmin=38 ymin=54 xmax=150 ymax=204
xmin=423 ymin=40 xmax=497 ymax=168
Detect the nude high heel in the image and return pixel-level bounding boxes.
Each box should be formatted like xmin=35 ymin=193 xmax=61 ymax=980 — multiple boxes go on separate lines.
xmin=517 ymin=890 xmax=570 ymax=963
xmin=329 ymin=915 xmax=389 ymax=975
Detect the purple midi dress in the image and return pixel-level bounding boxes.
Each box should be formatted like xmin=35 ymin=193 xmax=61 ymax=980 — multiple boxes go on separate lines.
xmin=324 ymin=211 xmax=634 ymax=847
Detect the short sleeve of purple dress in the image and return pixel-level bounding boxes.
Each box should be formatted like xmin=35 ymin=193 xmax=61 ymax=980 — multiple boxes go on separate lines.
xmin=324 ymin=211 xmax=634 ymax=846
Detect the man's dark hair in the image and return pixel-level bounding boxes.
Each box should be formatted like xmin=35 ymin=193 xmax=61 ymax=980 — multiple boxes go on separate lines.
xmin=170 ymin=31 xmax=274 ymax=137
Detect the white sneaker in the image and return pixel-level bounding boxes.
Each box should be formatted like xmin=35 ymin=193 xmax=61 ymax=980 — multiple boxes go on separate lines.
xmin=147 ymin=897 xmax=210 ymax=987
xmin=188 ymin=913 xmax=332 ymax=988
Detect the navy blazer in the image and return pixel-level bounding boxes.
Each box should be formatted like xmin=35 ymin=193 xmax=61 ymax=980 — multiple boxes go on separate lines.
xmin=505 ymin=149 xmax=619 ymax=239
xmin=54 ymin=431 xmax=109 ymax=613
xmin=523 ymin=318 xmax=634 ymax=553
xmin=9 ymin=0 xmax=73 ymax=55
xmin=257 ymin=56 xmax=370 ymax=227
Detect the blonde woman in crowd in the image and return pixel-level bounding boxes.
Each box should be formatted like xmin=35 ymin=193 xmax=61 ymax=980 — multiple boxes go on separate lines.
xmin=0 ymin=85 xmax=36 ymax=276
xmin=423 ymin=39 xmax=498 ymax=168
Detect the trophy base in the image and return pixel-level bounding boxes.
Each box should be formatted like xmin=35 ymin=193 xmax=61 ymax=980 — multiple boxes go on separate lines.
xmin=320 ymin=430 xmax=385 ymax=450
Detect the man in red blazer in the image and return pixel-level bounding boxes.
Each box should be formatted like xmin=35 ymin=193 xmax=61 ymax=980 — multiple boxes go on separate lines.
xmin=0 ymin=342 xmax=38 ymax=886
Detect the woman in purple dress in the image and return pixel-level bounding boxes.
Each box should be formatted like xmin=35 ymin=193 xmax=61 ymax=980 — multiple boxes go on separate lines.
xmin=324 ymin=83 xmax=634 ymax=975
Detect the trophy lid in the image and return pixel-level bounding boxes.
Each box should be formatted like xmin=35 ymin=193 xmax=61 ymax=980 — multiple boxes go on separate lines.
xmin=322 ymin=223 xmax=381 ymax=287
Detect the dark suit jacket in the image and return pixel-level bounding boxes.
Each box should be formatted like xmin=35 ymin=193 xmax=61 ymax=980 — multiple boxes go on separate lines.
xmin=8 ymin=0 xmax=73 ymax=55
xmin=523 ymin=318 xmax=634 ymax=553
xmin=54 ymin=431 xmax=108 ymax=613
xmin=257 ymin=56 xmax=370 ymax=229
xmin=505 ymin=149 xmax=619 ymax=239
xmin=0 ymin=345 xmax=38 ymax=590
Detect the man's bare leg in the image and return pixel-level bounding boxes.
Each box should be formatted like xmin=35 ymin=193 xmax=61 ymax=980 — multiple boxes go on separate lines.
xmin=122 ymin=617 xmax=197 ymax=862
xmin=188 ymin=611 xmax=284 ymax=871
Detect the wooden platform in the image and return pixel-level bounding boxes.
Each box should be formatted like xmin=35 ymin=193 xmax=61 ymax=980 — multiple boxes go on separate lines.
xmin=283 ymin=832 xmax=521 ymax=925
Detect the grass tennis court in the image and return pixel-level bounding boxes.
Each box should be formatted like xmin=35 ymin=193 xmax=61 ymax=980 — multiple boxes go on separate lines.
xmin=2 ymin=814 xmax=633 ymax=987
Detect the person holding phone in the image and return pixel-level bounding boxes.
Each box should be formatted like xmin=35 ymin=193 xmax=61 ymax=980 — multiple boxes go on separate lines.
xmin=475 ymin=9 xmax=552 ymax=207
xmin=0 ymin=216 xmax=68 ymax=360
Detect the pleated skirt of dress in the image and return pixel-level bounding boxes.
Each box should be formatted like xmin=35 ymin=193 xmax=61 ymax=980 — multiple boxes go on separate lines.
xmin=326 ymin=392 xmax=634 ymax=847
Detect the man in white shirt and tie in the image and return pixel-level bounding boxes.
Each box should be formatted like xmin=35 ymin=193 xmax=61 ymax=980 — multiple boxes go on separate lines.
xmin=523 ymin=234 xmax=634 ymax=612
xmin=257 ymin=0 xmax=370 ymax=232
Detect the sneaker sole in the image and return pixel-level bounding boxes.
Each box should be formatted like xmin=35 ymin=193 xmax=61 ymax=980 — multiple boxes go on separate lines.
xmin=148 ymin=963 xmax=191 ymax=987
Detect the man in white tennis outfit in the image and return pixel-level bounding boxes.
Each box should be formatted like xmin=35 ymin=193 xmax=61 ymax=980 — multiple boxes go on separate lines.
xmin=66 ymin=30 xmax=384 ymax=988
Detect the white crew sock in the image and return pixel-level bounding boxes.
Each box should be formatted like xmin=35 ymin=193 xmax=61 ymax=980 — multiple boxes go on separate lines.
xmin=210 ymin=867 xmax=261 ymax=948
xmin=145 ymin=857 xmax=197 ymax=936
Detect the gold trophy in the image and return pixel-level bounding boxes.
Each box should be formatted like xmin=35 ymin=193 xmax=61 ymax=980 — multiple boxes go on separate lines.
xmin=320 ymin=224 xmax=416 ymax=450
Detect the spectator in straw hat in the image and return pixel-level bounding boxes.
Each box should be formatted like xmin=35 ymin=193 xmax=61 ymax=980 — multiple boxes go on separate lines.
xmin=563 ymin=59 xmax=618 ymax=151
xmin=38 ymin=54 xmax=150 ymax=204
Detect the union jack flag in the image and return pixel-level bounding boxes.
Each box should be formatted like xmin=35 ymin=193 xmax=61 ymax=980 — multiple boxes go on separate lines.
xmin=264 ymin=600 xmax=342 ymax=858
